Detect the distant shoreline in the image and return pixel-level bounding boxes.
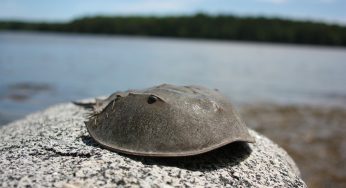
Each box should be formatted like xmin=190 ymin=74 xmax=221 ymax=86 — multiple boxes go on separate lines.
xmin=1 ymin=13 xmax=346 ymax=46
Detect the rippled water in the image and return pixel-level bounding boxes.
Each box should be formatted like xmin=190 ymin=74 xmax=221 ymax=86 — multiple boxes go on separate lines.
xmin=1 ymin=31 xmax=346 ymax=187
xmin=1 ymin=31 xmax=345 ymax=124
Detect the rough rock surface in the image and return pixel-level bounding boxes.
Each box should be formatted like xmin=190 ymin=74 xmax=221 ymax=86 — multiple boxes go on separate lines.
xmin=0 ymin=102 xmax=306 ymax=187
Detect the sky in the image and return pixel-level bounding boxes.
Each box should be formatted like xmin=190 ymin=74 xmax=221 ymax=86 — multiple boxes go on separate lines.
xmin=0 ymin=0 xmax=346 ymax=24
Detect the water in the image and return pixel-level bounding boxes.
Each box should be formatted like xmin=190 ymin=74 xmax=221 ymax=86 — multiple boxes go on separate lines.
xmin=1 ymin=31 xmax=346 ymax=124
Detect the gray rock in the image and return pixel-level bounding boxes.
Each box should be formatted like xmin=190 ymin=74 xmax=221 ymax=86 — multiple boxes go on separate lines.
xmin=0 ymin=102 xmax=306 ymax=187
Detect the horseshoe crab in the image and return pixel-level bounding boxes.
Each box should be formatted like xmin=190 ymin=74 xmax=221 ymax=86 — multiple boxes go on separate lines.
xmin=75 ymin=84 xmax=254 ymax=157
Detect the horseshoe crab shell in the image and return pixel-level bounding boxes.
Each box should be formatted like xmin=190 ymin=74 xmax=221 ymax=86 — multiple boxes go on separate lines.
xmin=76 ymin=84 xmax=254 ymax=157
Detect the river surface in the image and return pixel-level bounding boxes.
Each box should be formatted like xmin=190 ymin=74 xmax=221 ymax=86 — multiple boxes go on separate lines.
xmin=1 ymin=31 xmax=346 ymax=187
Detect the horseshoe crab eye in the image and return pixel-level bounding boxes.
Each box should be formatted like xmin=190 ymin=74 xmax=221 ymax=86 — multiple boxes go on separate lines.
xmin=147 ymin=95 xmax=158 ymax=104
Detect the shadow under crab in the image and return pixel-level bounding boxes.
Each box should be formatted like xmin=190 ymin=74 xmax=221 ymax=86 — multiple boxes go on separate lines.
xmin=81 ymin=134 xmax=252 ymax=171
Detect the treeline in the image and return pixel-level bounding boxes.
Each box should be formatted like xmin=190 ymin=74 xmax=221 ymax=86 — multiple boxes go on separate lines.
xmin=1 ymin=14 xmax=346 ymax=46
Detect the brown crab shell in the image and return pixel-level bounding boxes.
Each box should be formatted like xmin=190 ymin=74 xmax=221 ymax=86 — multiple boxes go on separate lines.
xmin=84 ymin=84 xmax=255 ymax=157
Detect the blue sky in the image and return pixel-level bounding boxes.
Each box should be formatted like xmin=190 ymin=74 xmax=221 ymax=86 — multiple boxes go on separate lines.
xmin=0 ymin=0 xmax=345 ymax=24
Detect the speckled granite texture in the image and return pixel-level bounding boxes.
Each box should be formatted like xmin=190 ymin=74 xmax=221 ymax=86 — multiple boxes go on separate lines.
xmin=0 ymin=102 xmax=306 ymax=187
